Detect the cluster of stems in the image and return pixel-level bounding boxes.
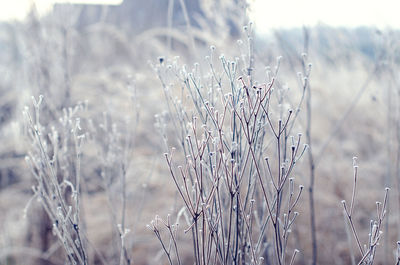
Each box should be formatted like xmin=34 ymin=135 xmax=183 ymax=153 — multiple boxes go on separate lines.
xmin=24 ymin=96 xmax=88 ymax=265
xmin=342 ymin=157 xmax=390 ymax=265
xmin=152 ymin=33 xmax=308 ymax=263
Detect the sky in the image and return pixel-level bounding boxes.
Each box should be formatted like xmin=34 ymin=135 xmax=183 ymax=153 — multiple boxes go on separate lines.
xmin=0 ymin=0 xmax=122 ymax=21
xmin=0 ymin=0 xmax=399 ymax=31
xmin=250 ymin=0 xmax=400 ymax=33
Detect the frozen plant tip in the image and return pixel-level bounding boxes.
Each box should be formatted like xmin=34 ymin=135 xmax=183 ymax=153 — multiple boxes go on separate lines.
xmin=342 ymin=158 xmax=390 ymax=265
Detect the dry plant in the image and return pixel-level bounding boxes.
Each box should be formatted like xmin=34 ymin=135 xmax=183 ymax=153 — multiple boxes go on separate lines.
xmin=23 ymin=92 xmax=138 ymax=265
xmin=342 ymin=157 xmax=390 ymax=265
xmin=3 ymin=2 xmax=400 ymax=264
xmin=87 ymin=97 xmax=139 ymax=265
xmin=149 ymin=24 xmax=310 ymax=265
xmin=24 ymin=96 xmax=89 ymax=264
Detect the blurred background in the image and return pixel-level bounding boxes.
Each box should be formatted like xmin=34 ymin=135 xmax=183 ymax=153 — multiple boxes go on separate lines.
xmin=0 ymin=0 xmax=399 ymax=264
